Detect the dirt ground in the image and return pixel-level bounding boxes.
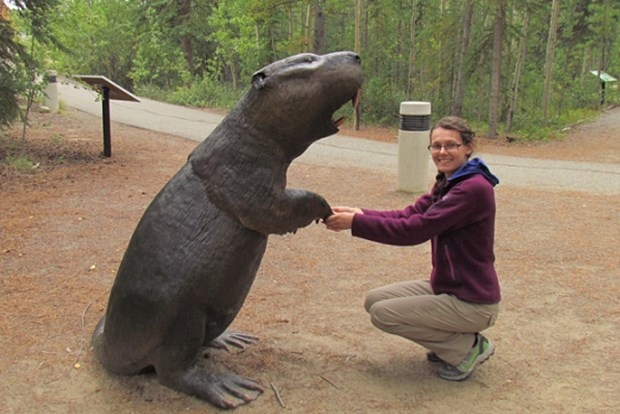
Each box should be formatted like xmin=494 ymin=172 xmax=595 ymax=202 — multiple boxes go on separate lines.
xmin=1 ymin=107 xmax=619 ymax=413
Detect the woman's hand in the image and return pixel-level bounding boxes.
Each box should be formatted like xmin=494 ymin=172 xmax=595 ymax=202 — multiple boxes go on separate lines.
xmin=332 ymin=206 xmax=363 ymax=214
xmin=324 ymin=206 xmax=363 ymax=232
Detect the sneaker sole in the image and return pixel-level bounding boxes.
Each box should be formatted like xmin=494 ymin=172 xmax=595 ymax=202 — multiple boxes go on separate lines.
xmin=427 ymin=352 xmax=444 ymax=363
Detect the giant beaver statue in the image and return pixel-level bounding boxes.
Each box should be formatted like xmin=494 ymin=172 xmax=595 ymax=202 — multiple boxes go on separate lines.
xmin=92 ymin=51 xmax=363 ymax=409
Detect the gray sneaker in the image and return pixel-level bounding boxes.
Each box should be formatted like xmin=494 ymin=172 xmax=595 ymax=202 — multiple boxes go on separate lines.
xmin=438 ymin=334 xmax=495 ymax=381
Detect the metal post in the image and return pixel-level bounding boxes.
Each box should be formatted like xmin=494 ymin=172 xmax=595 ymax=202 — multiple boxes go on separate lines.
xmin=397 ymin=101 xmax=431 ymax=193
xmin=102 ymin=86 xmax=112 ymax=157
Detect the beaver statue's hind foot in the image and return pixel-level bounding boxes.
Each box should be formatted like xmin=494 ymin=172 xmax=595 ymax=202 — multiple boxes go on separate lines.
xmin=159 ymin=366 xmax=264 ymax=409
xmin=208 ymin=330 xmax=259 ymax=353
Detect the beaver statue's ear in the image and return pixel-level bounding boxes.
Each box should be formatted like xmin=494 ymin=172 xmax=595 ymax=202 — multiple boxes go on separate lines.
xmin=251 ymin=72 xmax=267 ymax=90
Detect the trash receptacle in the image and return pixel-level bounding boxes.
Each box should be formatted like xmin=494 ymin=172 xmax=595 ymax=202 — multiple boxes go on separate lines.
xmin=398 ymin=101 xmax=431 ymax=193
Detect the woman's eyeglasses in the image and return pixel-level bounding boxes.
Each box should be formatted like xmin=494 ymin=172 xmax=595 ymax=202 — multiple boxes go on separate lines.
xmin=427 ymin=143 xmax=462 ymax=152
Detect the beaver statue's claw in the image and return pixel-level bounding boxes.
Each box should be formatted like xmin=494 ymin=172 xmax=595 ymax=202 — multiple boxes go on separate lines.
xmin=315 ymin=215 xmax=329 ymax=224
xmin=199 ymin=372 xmax=264 ymax=409
xmin=208 ymin=330 xmax=259 ymax=353
xmin=169 ymin=369 xmax=264 ymax=409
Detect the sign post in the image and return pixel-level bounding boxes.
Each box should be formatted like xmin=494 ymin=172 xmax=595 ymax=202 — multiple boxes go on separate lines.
xmin=73 ymin=75 xmax=140 ymax=157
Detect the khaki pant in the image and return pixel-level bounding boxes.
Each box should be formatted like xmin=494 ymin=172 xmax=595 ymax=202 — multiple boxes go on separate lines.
xmin=364 ymin=279 xmax=499 ymax=366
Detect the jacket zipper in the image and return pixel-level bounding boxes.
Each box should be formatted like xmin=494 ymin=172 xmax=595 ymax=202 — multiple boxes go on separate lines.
xmin=444 ymin=245 xmax=456 ymax=281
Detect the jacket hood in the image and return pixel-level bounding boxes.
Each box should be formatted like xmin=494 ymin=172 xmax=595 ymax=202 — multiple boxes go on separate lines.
xmin=449 ymin=157 xmax=500 ymax=186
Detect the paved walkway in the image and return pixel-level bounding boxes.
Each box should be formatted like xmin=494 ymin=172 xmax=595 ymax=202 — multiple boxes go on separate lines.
xmin=58 ymin=79 xmax=620 ymax=196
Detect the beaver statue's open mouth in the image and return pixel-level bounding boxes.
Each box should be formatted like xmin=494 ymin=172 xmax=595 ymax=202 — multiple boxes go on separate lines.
xmin=333 ymin=88 xmax=361 ymax=128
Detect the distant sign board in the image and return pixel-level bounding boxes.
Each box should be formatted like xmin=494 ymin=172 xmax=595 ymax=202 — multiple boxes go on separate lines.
xmin=73 ymin=75 xmax=140 ymax=101
xmin=590 ymin=70 xmax=618 ymax=83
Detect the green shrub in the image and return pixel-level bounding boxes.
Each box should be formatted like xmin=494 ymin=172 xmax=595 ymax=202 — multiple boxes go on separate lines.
xmin=4 ymin=154 xmax=36 ymax=172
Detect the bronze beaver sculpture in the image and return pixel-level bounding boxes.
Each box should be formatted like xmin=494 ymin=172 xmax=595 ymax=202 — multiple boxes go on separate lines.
xmin=92 ymin=51 xmax=363 ymax=409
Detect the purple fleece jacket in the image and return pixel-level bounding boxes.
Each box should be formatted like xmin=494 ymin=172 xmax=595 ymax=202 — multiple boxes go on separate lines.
xmin=352 ymin=158 xmax=501 ymax=304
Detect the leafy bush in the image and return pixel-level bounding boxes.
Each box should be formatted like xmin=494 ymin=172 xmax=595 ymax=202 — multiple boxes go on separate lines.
xmin=175 ymin=76 xmax=244 ymax=109
xmin=4 ymin=154 xmax=36 ymax=172
xmin=138 ymin=76 xmax=244 ymax=111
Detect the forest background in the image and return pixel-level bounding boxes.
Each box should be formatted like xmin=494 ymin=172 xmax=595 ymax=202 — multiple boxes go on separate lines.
xmin=1 ymin=0 xmax=620 ymax=142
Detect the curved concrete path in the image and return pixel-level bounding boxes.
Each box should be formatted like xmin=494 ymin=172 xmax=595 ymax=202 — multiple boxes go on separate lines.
xmin=57 ymin=79 xmax=619 ymax=196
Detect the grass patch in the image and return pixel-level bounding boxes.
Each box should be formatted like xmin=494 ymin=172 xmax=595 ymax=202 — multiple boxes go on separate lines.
xmin=4 ymin=154 xmax=37 ymax=172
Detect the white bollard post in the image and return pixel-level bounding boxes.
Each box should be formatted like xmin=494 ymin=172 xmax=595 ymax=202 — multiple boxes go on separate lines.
xmin=397 ymin=101 xmax=431 ymax=193
xmin=44 ymin=70 xmax=59 ymax=113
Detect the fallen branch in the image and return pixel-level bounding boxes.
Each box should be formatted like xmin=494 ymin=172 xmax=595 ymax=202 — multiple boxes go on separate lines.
xmin=270 ymin=382 xmax=286 ymax=408
xmin=73 ymin=301 xmax=93 ymax=368
xmin=320 ymin=374 xmax=342 ymax=390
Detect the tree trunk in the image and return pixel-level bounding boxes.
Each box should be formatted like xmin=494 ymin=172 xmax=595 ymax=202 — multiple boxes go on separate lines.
xmin=506 ymin=6 xmax=530 ymax=133
xmin=287 ymin=2 xmax=293 ymax=40
xmin=406 ymin=0 xmax=418 ymax=98
xmin=487 ymin=0 xmax=504 ymax=139
xmin=542 ymin=0 xmax=560 ymax=122
xmin=354 ymin=0 xmax=362 ymax=130
xmin=451 ymin=0 xmax=474 ymax=116
xmin=305 ymin=4 xmax=312 ymax=51
xmin=354 ymin=0 xmax=362 ymax=53
xmin=179 ymin=0 xmax=193 ymax=75
xmin=313 ymin=2 xmax=325 ymax=54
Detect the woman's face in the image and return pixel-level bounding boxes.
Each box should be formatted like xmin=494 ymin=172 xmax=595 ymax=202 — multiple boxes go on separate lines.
xmin=429 ymin=127 xmax=473 ymax=178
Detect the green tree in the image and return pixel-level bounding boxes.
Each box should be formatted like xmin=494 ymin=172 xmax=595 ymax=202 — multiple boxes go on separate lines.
xmin=207 ymin=0 xmax=263 ymax=89
xmin=35 ymin=0 xmax=620 ymax=136
xmin=487 ymin=0 xmax=505 ymax=138
xmin=51 ymin=0 xmax=137 ymax=90
xmin=451 ymin=0 xmax=474 ymax=117
xmin=130 ymin=3 xmax=191 ymax=89
xmin=0 ymin=12 xmax=24 ymax=128
xmin=0 ymin=0 xmax=60 ymax=130
xmin=542 ymin=0 xmax=560 ymax=122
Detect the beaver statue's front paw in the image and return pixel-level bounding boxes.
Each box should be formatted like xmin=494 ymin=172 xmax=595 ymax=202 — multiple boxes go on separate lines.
xmin=314 ymin=197 xmax=332 ymax=223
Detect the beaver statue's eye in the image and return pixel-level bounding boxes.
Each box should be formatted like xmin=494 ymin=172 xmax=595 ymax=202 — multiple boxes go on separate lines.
xmin=251 ymin=72 xmax=267 ymax=90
